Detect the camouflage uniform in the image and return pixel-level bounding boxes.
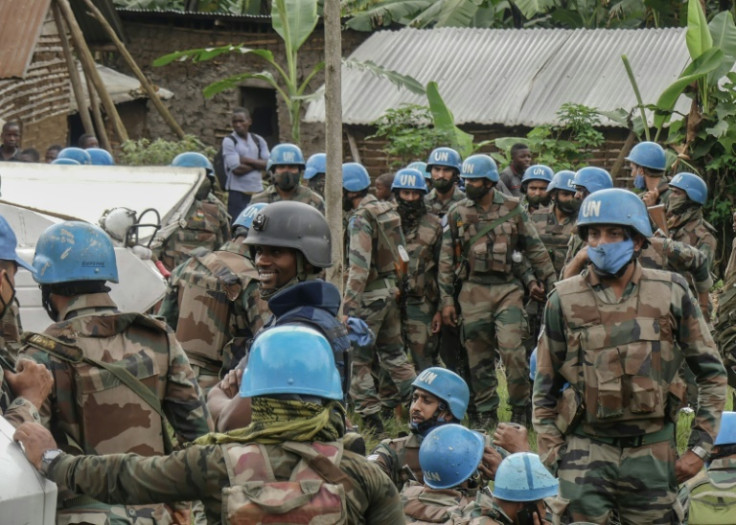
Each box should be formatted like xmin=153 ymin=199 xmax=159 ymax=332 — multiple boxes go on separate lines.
xmin=158 ymin=238 xmax=269 ymax=389
xmin=403 ymin=212 xmax=443 ymax=371
xmin=400 ymin=480 xmax=476 ymax=523
xmin=424 ymin=186 xmax=465 ymax=219
xmin=439 ymin=191 xmax=555 ymax=423
xmin=0 ymin=366 xmax=40 ymax=427
xmin=156 ymin=194 xmax=231 ymax=272
xmin=370 ymin=432 xmax=424 ymax=488
xmin=251 ymin=184 xmax=325 ymax=214
xmin=461 ymin=493 xmax=513 ymax=524
xmin=667 ymin=207 xmax=717 ymax=301
xmin=533 ymin=263 xmax=727 ymax=524
xmin=530 ymin=203 xmax=576 ymax=278
xmin=344 ymin=194 xmax=416 ymax=415
xmin=45 ymin=440 xmax=405 ymax=525
xmin=678 ymin=455 xmax=736 ymax=523
xmin=21 ymin=292 xmax=213 ymax=524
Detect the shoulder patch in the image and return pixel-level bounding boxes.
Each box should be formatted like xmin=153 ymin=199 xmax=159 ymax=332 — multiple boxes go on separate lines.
xmin=22 ymin=332 xmax=83 ymax=362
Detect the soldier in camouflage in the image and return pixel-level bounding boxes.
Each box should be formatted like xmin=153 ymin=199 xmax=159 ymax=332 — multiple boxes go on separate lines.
xmin=342 ymin=162 xmax=417 ymax=430
xmin=251 ymin=143 xmax=325 ymax=213
xmin=424 ymin=147 xmax=466 ymax=219
xmin=16 ymin=325 xmax=405 ymax=525
xmin=20 ymin=221 xmax=213 ymax=524
xmin=519 ymin=164 xmax=553 ymax=213
xmin=439 ymin=154 xmax=555 ymax=428
xmin=156 ymin=152 xmax=232 ymax=272
xmin=303 ymin=152 xmax=326 ymax=197
xmin=627 ymin=141 xmax=671 ymax=207
xmin=392 ymin=168 xmax=443 ymax=371
xmin=0 ymin=214 xmax=53 ymax=427
xmin=533 ymin=188 xmax=727 ymax=524
xmin=158 ymin=203 xmax=270 ymax=391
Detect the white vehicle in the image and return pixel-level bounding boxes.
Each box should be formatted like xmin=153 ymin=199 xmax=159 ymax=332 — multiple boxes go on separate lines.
xmin=0 ymin=415 xmax=57 ymax=524
xmin=0 ymin=162 xmax=207 ymax=332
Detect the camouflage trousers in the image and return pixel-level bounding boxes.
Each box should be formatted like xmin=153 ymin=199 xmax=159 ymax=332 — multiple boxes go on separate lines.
xmin=405 ymin=299 xmax=440 ymax=372
xmin=458 ymin=281 xmax=529 ymax=419
xmin=56 ymin=502 xmax=176 ymax=525
xmin=349 ymin=287 xmax=416 ymax=416
xmin=556 ymin=433 xmax=683 ymax=524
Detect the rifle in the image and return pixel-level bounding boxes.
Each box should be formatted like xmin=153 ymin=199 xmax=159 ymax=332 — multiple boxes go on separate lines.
xmin=396 ymin=245 xmax=410 ymax=352
xmin=648 ymin=204 xmax=669 ymax=236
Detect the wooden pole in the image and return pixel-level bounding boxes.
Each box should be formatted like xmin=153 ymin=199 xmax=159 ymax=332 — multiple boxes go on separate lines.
xmin=80 ymin=0 xmax=186 ymax=140
xmin=323 ymin=0 xmax=343 ymax=293
xmin=52 ymin=3 xmax=94 ymax=137
xmin=84 ymin=67 xmax=111 ymax=151
xmin=55 ymin=0 xmax=128 ymax=142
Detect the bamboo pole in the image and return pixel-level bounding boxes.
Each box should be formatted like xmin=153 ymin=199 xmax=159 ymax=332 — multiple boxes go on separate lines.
xmin=52 ymin=2 xmax=94 ymax=137
xmin=55 ymin=0 xmax=128 ymax=142
xmin=84 ymin=67 xmax=111 ymax=151
xmin=323 ymin=0 xmax=343 ymax=293
xmin=80 ymin=0 xmax=186 ymax=139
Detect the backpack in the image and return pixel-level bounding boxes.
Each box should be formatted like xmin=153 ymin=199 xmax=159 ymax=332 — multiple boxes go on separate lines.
xmin=687 ymin=475 xmax=736 ymax=524
xmin=213 ymin=132 xmax=265 ymax=191
xmin=222 ymin=441 xmax=350 ymax=524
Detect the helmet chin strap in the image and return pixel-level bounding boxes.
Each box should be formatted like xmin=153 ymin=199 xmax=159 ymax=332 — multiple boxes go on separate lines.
xmin=409 ymin=401 xmax=451 ymax=437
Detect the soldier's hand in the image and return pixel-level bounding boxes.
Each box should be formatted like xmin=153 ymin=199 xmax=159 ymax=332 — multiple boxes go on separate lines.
xmin=441 ymin=305 xmax=457 ymax=327
xmin=431 ymin=312 xmax=442 ymax=334
xmin=477 ymin=445 xmax=503 ymax=481
xmin=528 ymin=281 xmax=545 ymax=302
xmin=642 ymin=188 xmax=660 ymax=207
xmin=5 ymin=359 xmax=53 ymax=409
xmin=675 ymin=450 xmax=705 ymax=483
xmin=14 ymin=422 xmax=58 ymax=470
xmin=216 ymin=369 xmax=242 ymax=399
xmin=493 ymin=422 xmax=530 ymax=453
xmin=562 ymin=247 xmax=589 ymax=279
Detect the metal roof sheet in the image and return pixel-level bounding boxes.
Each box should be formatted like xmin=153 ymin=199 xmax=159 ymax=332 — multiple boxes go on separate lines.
xmin=0 ymin=0 xmax=52 ymax=79
xmin=304 ymin=27 xmax=693 ymax=128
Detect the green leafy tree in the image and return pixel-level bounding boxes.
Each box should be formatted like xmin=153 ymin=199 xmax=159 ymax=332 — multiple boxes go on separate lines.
xmin=118 ymin=135 xmax=215 ymax=165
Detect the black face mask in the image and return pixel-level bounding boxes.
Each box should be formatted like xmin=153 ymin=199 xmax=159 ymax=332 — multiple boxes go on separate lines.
xmin=398 ymin=198 xmax=426 ymax=225
xmin=465 ymin=183 xmax=491 ymax=202
xmin=556 ymin=195 xmax=580 ymax=215
xmin=274 ymin=171 xmax=300 ymax=191
xmin=342 ymin=193 xmax=354 ymax=212
xmin=308 ymin=175 xmax=325 ymax=196
xmin=41 ymin=285 xmax=59 ymax=322
xmin=0 ymin=271 xmax=15 ymax=320
xmin=432 ymin=178 xmax=454 ymax=193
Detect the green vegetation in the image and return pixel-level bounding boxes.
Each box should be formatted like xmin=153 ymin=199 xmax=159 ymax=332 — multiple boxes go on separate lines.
xmin=117 ymin=134 xmax=214 ymax=166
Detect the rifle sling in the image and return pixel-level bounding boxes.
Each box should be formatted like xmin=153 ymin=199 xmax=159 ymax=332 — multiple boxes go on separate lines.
xmin=462 ymin=206 xmax=522 ymax=259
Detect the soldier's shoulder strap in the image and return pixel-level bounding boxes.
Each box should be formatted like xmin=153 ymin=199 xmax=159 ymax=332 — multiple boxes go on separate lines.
xmin=553 ymin=274 xmax=589 ymax=298
xmin=462 ymin=205 xmax=523 ymax=258
xmin=23 ymin=332 xmax=84 ymax=362
xmin=282 ymin=441 xmax=353 ymax=490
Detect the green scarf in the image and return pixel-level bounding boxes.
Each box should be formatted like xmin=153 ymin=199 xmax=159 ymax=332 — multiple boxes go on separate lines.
xmin=194 ymin=397 xmax=346 ymax=445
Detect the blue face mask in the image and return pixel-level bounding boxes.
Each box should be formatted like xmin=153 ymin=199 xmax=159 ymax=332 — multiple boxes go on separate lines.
xmin=634 ymin=174 xmax=646 ymax=190
xmin=588 ymin=238 xmax=635 ymax=277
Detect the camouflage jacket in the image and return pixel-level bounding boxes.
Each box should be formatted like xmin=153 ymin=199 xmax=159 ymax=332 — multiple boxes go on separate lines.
xmin=0 ymin=364 xmax=40 ymax=427
xmin=438 ymin=191 xmax=555 ymax=308
xmin=251 ymin=184 xmax=325 ymax=214
xmin=530 ymin=204 xmax=576 ymax=277
xmin=20 ymin=292 xmax=212 ymax=457
xmin=343 ymin=194 xmax=404 ymax=316
xmin=158 ymin=239 xmax=268 ymax=372
xmin=460 ymin=492 xmax=513 ymax=525
xmin=533 ymin=263 xmax=726 ymax=468
xmin=640 ymin=236 xmax=714 ymax=293
xmin=46 ymin=440 xmax=405 ymax=525
xmin=400 ymin=481 xmax=474 ymax=524
xmin=157 ymin=193 xmax=231 ymax=271
xmin=370 ymin=432 xmax=423 ymax=489
xmin=667 ymin=208 xmax=717 ymax=294
xmin=404 ymin=212 xmax=442 ymax=304
xmin=424 ymin=186 xmax=465 ymax=219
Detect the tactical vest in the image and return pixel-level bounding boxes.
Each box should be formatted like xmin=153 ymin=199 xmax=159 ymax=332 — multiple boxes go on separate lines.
xmin=555 ymin=269 xmax=677 ymax=435
xmin=686 ymin=472 xmax=736 ymax=524
xmin=361 ymin=199 xmax=404 ymax=277
xmin=24 ymin=313 xmax=172 ymax=456
xmin=173 ymin=248 xmax=257 ymax=366
xmin=401 ymin=482 xmax=470 ymax=524
xmin=222 ymin=441 xmax=349 ymax=524
xmin=532 ymin=208 xmax=574 ymax=275
xmin=163 ymin=198 xmax=226 ymax=269
xmin=405 ymin=214 xmax=442 ymax=301
xmin=451 ymin=198 xmax=521 ymax=278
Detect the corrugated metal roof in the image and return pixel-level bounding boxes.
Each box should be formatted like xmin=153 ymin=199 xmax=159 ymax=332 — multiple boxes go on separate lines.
xmin=0 ymin=0 xmax=52 ymax=79
xmin=116 ymin=7 xmax=271 ymax=21
xmin=304 ymin=27 xmax=694 ymax=128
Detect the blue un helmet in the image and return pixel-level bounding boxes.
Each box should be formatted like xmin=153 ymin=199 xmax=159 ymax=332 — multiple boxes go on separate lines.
xmin=419 ymin=424 xmax=485 ymax=489
xmin=51 ymin=158 xmax=80 ymax=166
xmin=269 ymin=143 xmax=306 ymax=172
xmin=391 ymin=168 xmax=428 ymax=193
xmin=239 ymin=325 xmax=342 ymax=400
xmin=412 ymin=367 xmax=470 ymax=421
xmin=573 ymin=166 xmax=613 ymax=195
xmin=427 ymin=147 xmax=462 ymax=172
xmin=669 ymin=172 xmax=708 ymax=205
xmin=547 ymin=170 xmax=576 ymax=194
xmin=57 ymin=147 xmax=92 ymax=166
xmin=232 ymin=202 xmax=268 ymax=232
xmin=87 ymin=148 xmax=115 ymax=166
xmin=715 ymin=411 xmax=736 ymax=446
xmin=304 ymin=152 xmax=326 ymax=180
xmin=521 ymin=164 xmax=554 ymax=188
xmin=461 ymin=154 xmax=499 ymax=182
xmin=407 ymin=161 xmax=431 ymax=182
xmin=33 ymin=221 xmax=119 ymax=284
xmin=171 ymin=152 xmax=214 ymax=178
xmin=0 ymin=215 xmax=35 ymax=275
xmin=577 ymin=188 xmax=653 ymax=240
xmin=494 ymin=453 xmax=559 ymax=502
xmin=342 ymin=162 xmax=371 ymax=192
xmin=625 ymin=141 xmax=666 ymax=171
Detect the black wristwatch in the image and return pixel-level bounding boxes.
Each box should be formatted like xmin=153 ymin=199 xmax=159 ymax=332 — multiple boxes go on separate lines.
xmin=40 ymin=449 xmax=63 ymax=476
